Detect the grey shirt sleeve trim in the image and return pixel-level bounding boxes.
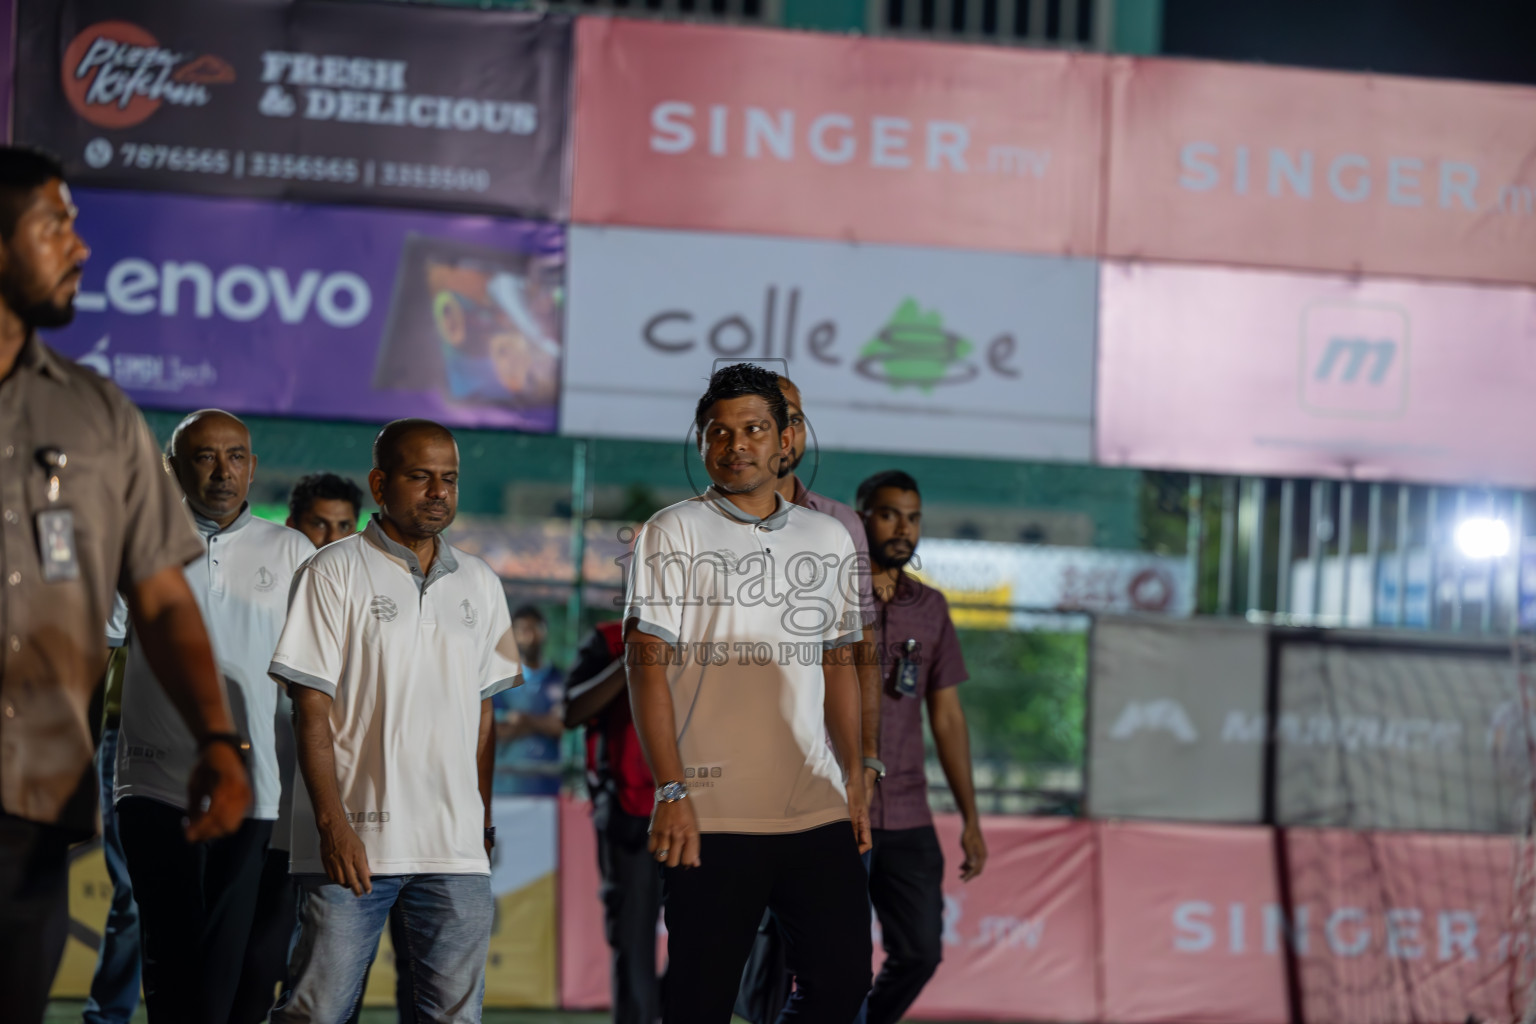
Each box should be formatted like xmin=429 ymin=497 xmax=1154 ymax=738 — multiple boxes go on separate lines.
xmin=823 ymin=630 xmax=863 ymax=651
xmin=481 ymin=674 xmax=522 ymax=700
xmin=632 ymin=618 xmax=680 ymax=648
xmin=269 ymin=661 xmax=338 ymax=700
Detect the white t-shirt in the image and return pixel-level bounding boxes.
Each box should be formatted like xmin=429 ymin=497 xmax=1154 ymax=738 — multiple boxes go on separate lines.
xmin=106 ymin=594 xmax=129 ymax=648
xmin=269 ymin=517 xmax=521 ymax=876
xmin=624 ymin=488 xmax=863 ymax=835
xmin=116 ymin=506 xmax=314 ymax=820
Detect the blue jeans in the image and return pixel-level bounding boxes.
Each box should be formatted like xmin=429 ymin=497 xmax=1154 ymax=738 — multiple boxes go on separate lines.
xmin=83 ymin=727 xmax=142 ymax=1024
xmin=270 ymin=873 xmax=493 ymax=1024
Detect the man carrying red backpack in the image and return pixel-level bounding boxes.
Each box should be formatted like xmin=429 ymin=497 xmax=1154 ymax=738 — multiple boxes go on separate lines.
xmin=563 ymin=620 xmax=661 ymax=1024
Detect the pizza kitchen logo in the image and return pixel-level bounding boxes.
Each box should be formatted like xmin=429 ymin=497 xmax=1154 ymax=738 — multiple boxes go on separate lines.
xmin=62 ymin=21 xmax=538 ymax=135
xmin=63 ymin=21 xmax=235 ymax=129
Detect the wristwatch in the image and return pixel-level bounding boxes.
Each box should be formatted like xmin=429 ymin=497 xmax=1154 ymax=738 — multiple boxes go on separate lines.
xmin=484 ymin=826 xmax=496 ymax=848
xmin=198 ymin=732 xmax=250 ymax=767
xmin=863 ymin=757 xmax=887 ymax=782
xmin=655 ymin=781 xmax=689 ymax=803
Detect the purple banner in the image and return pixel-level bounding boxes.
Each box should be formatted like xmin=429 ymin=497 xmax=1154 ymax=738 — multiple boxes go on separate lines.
xmin=43 ymin=189 xmax=564 ymax=431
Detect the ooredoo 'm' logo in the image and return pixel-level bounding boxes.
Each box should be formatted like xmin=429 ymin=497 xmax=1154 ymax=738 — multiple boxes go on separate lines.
xmin=62 ymin=21 xmax=235 ymax=129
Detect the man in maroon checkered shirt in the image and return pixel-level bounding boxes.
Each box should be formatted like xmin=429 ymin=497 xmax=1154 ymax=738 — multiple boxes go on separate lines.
xmin=856 ymin=469 xmax=989 ymax=1024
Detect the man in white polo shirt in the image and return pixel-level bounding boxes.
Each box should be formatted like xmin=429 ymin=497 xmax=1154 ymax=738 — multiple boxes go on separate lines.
xmin=626 ymin=363 xmax=872 ymax=1024
xmin=115 ymin=410 xmax=314 ymax=1023
xmin=269 ymin=419 xmax=520 ymax=1024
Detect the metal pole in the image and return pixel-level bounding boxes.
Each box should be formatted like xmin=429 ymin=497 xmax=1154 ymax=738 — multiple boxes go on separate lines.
xmin=565 ymin=440 xmax=589 ymax=658
xmin=1309 ymin=482 xmax=1327 ymax=624
xmin=1366 ymin=484 xmax=1382 ymax=628
xmin=1219 ymin=477 xmax=1238 ymax=615
xmin=1338 ymin=483 xmax=1354 ymax=626
xmin=1512 ymin=493 xmax=1527 ymax=636
xmin=1395 ymin=485 xmax=1411 ymax=627
xmin=1187 ymin=476 xmax=1205 ymax=615
xmin=1451 ymin=490 xmax=1467 ymax=632
xmin=1247 ymin=479 xmax=1266 ymax=614
xmin=1482 ymin=492 xmax=1498 ymax=636
xmin=1277 ymin=480 xmax=1296 ymax=617
xmin=1427 ymin=488 xmax=1441 ymax=631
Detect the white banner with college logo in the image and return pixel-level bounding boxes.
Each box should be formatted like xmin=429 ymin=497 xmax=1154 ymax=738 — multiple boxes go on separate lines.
xmin=562 ymin=226 xmax=1098 ymax=462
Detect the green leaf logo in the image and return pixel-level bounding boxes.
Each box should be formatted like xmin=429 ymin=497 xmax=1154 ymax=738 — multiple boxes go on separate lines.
xmin=856 ymin=298 xmax=977 ymax=393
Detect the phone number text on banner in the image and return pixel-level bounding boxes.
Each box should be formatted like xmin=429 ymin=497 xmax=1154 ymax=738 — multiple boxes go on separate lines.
xmin=16 ymin=0 xmax=571 ymax=217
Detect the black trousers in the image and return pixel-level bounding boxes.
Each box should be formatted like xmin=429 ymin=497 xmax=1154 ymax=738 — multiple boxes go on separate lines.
xmin=118 ymin=796 xmax=272 ymax=1024
xmin=662 ymin=822 xmax=870 ymax=1024
xmin=595 ymin=793 xmax=663 ymax=1024
xmin=0 ymin=812 xmax=73 ymax=1024
xmin=865 ymin=826 xmax=944 ymax=1024
xmin=230 ymin=846 xmax=297 ymax=1024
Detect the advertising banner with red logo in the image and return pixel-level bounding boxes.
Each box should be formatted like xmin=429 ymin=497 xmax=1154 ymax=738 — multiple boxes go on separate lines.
xmin=15 ymin=0 xmax=570 ymax=216
xmin=1105 ymin=58 xmax=1536 ymax=287
xmin=564 ymin=226 xmax=1098 ymax=462
xmin=560 ymin=801 xmax=1098 ymax=1021
xmin=1099 ymin=823 xmax=1522 ymax=1024
xmin=1095 ymin=262 xmax=1536 ymax=486
xmin=572 ymin=18 xmax=1105 ymax=255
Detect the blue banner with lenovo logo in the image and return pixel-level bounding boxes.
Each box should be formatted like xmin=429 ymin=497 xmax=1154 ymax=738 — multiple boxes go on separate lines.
xmin=42 ymin=189 xmax=564 ymax=431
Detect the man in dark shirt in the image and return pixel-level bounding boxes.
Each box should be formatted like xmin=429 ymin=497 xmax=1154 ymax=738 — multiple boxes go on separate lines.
xmin=857 ymin=470 xmax=988 ymax=1024
xmin=563 ymin=618 xmax=661 ymax=1024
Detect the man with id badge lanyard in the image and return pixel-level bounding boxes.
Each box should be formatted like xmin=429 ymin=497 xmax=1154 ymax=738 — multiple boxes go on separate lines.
xmin=0 ymin=146 xmax=251 ymax=1023
xmin=855 ymin=470 xmax=988 ymax=1024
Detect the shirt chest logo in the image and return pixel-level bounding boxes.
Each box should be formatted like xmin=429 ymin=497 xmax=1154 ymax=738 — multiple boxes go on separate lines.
xmin=370 ymin=595 xmax=399 ymax=622
xmin=254 ymin=567 xmax=277 ymax=593
xmin=459 ymin=599 xmax=477 ymax=628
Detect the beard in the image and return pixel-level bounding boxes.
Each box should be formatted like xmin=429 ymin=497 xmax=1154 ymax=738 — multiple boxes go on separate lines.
xmin=874 ymin=538 xmax=914 ymax=569
xmin=20 ymin=297 xmax=76 ymax=329
xmin=404 ymin=501 xmax=455 ymax=537
xmin=775 ymin=446 xmax=804 ymax=480
xmin=0 ymin=269 xmax=79 ymax=330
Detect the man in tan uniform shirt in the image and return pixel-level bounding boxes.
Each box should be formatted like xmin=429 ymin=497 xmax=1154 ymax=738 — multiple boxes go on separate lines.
xmin=0 ymin=147 xmax=250 ymax=1023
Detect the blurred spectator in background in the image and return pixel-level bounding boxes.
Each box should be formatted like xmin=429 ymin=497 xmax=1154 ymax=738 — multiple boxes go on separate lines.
xmin=855 ymin=470 xmax=988 ymax=1024
xmin=0 ymin=146 xmax=249 ymax=1024
xmin=115 ymin=410 xmax=313 ymax=1023
xmin=82 ymin=598 xmax=139 ymax=1024
xmin=286 ymin=473 xmax=365 ymax=550
xmin=237 ymin=471 xmax=391 ymax=1024
xmin=492 ymin=605 xmax=565 ymax=796
xmin=563 ymin=619 xmax=660 ymax=1024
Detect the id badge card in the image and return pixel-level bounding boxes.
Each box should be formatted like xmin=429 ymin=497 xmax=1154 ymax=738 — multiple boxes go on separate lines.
xmin=894 ymin=638 xmax=920 ymax=699
xmin=37 ymin=508 xmax=80 ymax=582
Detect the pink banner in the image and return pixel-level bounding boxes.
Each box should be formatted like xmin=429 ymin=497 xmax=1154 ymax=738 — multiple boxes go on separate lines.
xmin=1100 ymin=823 xmax=1523 ymax=1024
xmin=561 ymin=803 xmax=1530 ymax=1022
xmin=558 ymin=801 xmax=1098 ymax=1021
xmin=572 ymin=18 xmax=1105 ymax=254
xmin=1105 ymin=58 xmax=1536 ymax=286
xmin=906 ymin=816 xmax=1098 ymax=1021
xmin=1095 ymin=262 xmax=1536 ymax=485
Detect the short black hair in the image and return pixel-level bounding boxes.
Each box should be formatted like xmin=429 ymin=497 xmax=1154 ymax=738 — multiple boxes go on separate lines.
xmin=288 ymin=473 xmax=365 ymax=523
xmin=0 ymin=147 xmax=66 ymax=241
xmin=373 ymin=418 xmax=456 ymax=475
xmin=856 ymin=470 xmax=921 ymax=513
xmin=511 ymin=604 xmax=545 ymax=625
xmin=693 ymin=363 xmax=788 ymax=436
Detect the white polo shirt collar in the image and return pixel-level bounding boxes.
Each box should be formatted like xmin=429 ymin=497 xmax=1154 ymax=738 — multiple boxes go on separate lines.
xmin=363 ymin=513 xmax=460 ymax=591
xmin=193 ymin=502 xmax=254 ymax=539
xmin=704 ymin=486 xmax=791 ymax=532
